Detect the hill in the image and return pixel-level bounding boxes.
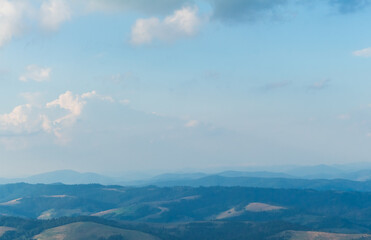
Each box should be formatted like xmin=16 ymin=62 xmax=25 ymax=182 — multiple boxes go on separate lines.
xmin=275 ymin=230 xmax=371 ymax=240
xmin=33 ymin=222 xmax=159 ymax=240
xmin=148 ymin=175 xmax=371 ymax=192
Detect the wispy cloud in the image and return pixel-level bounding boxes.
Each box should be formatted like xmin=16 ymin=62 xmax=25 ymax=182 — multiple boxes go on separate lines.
xmin=185 ymin=120 xmax=199 ymax=128
xmin=19 ymin=65 xmax=52 ymax=82
xmin=81 ymin=91 xmax=114 ymax=102
xmin=120 ymin=99 xmax=131 ymax=105
xmin=337 ymin=114 xmax=350 ymax=120
xmin=308 ymin=79 xmax=330 ymax=90
xmin=263 ymin=80 xmax=291 ymax=90
xmin=20 ymin=92 xmax=43 ymax=105
xmin=131 ymin=6 xmax=202 ymax=45
xmin=353 ymin=47 xmax=371 ymax=58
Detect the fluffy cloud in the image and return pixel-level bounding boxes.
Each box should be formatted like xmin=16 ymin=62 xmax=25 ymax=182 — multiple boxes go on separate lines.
xmin=0 ymin=104 xmax=40 ymax=133
xmin=46 ymin=91 xmax=85 ymax=124
xmin=40 ymin=0 xmax=71 ymax=31
xmin=131 ymin=6 xmax=202 ymax=45
xmin=0 ymin=91 xmax=112 ymax=142
xmin=353 ymin=47 xmax=371 ymax=58
xmin=0 ymin=0 xmax=25 ymax=47
xmin=44 ymin=91 xmax=87 ymax=141
xmin=19 ymin=65 xmax=52 ymax=82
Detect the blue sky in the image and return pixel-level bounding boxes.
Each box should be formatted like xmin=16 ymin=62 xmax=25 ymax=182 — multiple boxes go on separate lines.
xmin=0 ymin=0 xmax=371 ymax=177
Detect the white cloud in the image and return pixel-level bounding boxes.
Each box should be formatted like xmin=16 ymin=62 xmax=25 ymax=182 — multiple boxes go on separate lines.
xmin=185 ymin=120 xmax=199 ymax=127
xmin=19 ymin=65 xmax=52 ymax=82
xmin=353 ymin=47 xmax=371 ymax=58
xmin=44 ymin=91 xmax=113 ymax=139
xmin=0 ymin=0 xmax=24 ymax=47
xmin=47 ymin=91 xmax=85 ymax=119
xmin=0 ymin=104 xmax=43 ymax=134
xmin=0 ymin=91 xmax=92 ymax=141
xmin=81 ymin=90 xmax=115 ymax=102
xmin=131 ymin=6 xmax=202 ymax=45
xmin=0 ymin=104 xmax=31 ymax=128
xmin=40 ymin=0 xmax=71 ymax=31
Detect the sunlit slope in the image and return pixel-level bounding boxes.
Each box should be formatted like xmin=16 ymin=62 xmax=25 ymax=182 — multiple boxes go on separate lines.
xmin=277 ymin=230 xmax=371 ymax=240
xmin=0 ymin=227 xmax=15 ymax=237
xmin=33 ymin=222 xmax=159 ymax=240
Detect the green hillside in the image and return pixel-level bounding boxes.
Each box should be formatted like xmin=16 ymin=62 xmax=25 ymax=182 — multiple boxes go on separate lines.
xmin=33 ymin=222 xmax=159 ymax=240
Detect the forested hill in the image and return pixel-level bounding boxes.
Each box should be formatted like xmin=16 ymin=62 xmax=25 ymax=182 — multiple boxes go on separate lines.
xmin=0 ymin=184 xmax=371 ymax=239
xmin=0 ymin=183 xmax=370 ymax=224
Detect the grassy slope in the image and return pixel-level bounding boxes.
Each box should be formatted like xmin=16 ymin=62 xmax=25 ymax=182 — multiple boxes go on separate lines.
xmin=278 ymin=230 xmax=371 ymax=240
xmin=0 ymin=227 xmax=15 ymax=237
xmin=33 ymin=222 xmax=160 ymax=240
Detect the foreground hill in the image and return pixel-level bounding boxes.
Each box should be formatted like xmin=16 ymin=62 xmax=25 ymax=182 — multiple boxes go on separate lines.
xmin=33 ymin=222 xmax=159 ymax=240
xmin=275 ymin=230 xmax=371 ymax=240
xmin=2 ymin=216 xmax=371 ymax=240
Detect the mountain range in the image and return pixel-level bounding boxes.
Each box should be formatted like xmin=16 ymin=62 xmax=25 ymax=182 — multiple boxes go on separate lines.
xmin=3 ymin=164 xmax=371 ymax=187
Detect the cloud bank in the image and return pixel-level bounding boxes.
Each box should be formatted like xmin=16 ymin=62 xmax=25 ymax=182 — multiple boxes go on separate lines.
xmin=0 ymin=0 xmax=369 ymax=48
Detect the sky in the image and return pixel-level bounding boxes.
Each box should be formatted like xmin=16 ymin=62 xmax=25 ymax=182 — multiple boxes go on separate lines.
xmin=0 ymin=0 xmax=371 ymax=177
